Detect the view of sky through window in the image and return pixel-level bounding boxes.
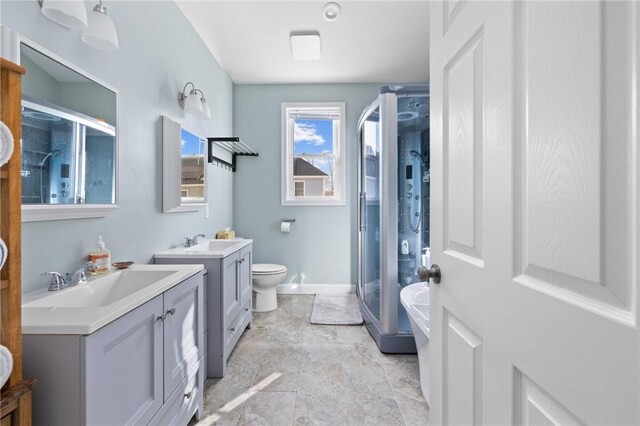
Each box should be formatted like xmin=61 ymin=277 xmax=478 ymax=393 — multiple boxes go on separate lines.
xmin=181 ymin=129 xmax=205 ymax=156
xmin=293 ymin=118 xmax=335 ymax=195
xmin=293 ymin=119 xmax=333 ymax=155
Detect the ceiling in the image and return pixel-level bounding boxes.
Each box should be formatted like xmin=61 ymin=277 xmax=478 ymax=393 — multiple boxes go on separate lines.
xmin=176 ymin=1 xmax=430 ymax=84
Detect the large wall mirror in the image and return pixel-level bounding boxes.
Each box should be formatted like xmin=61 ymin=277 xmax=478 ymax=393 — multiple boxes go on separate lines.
xmin=19 ymin=40 xmax=118 ymax=221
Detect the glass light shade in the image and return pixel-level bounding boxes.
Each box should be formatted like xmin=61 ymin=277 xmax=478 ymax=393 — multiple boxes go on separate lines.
xmin=184 ymin=92 xmax=203 ymax=115
xmin=41 ymin=0 xmax=88 ymax=29
xmin=81 ymin=9 xmax=119 ymax=51
xmin=200 ymin=99 xmax=211 ymax=119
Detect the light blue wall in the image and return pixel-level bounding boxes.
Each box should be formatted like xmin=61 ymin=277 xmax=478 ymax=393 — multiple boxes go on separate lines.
xmin=233 ymin=84 xmax=382 ymax=286
xmin=1 ymin=1 xmax=235 ymax=293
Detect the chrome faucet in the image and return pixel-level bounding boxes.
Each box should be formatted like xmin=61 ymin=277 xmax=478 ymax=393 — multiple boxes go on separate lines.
xmin=42 ymin=264 xmax=93 ymax=291
xmin=41 ymin=272 xmax=67 ymax=291
xmin=184 ymin=234 xmax=206 ymax=247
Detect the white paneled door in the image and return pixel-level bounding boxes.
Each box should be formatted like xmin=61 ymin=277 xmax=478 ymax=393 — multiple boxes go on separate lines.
xmin=429 ymin=1 xmax=639 ymax=424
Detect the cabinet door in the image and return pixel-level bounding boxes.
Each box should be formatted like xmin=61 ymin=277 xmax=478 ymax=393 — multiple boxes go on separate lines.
xmin=163 ymin=272 xmax=204 ymax=398
xmin=222 ymin=251 xmax=241 ymax=324
xmin=83 ymin=295 xmax=164 ymax=426
xmin=239 ymin=245 xmax=252 ymax=308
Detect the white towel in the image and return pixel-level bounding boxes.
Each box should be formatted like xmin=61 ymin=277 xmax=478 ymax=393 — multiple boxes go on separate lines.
xmin=0 ymin=344 xmax=13 ymax=388
xmin=0 ymin=120 xmax=14 ymax=167
xmin=0 ymin=238 xmax=7 ymax=270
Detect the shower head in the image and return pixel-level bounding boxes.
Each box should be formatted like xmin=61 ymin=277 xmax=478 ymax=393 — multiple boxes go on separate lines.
xmin=38 ymin=149 xmax=62 ymax=167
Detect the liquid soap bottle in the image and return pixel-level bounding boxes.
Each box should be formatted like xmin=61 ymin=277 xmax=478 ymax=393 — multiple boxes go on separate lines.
xmin=88 ymin=235 xmax=111 ymax=275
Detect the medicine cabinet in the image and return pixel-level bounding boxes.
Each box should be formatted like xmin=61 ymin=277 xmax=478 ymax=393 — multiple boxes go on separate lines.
xmin=162 ymin=116 xmax=207 ymax=213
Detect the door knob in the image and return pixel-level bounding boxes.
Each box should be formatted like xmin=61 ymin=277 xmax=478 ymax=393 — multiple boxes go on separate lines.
xmin=417 ymin=264 xmax=441 ymax=284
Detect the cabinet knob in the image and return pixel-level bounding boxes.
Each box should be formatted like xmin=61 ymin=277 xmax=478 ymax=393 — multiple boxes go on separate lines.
xmin=230 ymin=327 xmax=236 ymax=333
xmin=245 ymin=307 xmax=249 ymax=312
xmin=184 ymin=391 xmax=192 ymax=399
xmin=157 ymin=313 xmax=167 ymax=322
xmin=167 ymin=307 xmax=176 ymax=316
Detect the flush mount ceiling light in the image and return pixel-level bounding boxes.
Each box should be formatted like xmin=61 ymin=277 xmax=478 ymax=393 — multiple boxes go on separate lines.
xmin=290 ymin=32 xmax=321 ymax=60
xmin=322 ymin=2 xmax=341 ymax=22
xmin=39 ymin=0 xmax=88 ymax=29
xmin=179 ymin=82 xmax=211 ymax=119
xmin=81 ymin=1 xmax=119 ymax=51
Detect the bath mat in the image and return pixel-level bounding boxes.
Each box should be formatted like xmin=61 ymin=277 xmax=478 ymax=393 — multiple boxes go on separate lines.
xmin=310 ymin=293 xmax=363 ymax=325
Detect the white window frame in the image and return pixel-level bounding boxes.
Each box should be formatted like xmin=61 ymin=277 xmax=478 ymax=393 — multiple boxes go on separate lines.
xmin=281 ymin=102 xmax=346 ymax=206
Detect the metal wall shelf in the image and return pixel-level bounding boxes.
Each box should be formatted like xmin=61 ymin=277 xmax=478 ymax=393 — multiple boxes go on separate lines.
xmin=208 ymin=137 xmax=258 ymax=172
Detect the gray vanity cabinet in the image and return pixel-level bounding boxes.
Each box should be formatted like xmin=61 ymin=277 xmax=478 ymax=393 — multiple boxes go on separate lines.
xmin=24 ymin=271 xmax=204 ymax=426
xmin=155 ymin=242 xmax=253 ymax=378
xmin=84 ymin=294 xmax=164 ymax=425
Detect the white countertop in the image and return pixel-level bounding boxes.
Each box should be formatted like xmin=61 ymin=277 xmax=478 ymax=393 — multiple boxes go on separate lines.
xmin=22 ymin=264 xmax=204 ymax=335
xmin=154 ymin=238 xmax=253 ymax=259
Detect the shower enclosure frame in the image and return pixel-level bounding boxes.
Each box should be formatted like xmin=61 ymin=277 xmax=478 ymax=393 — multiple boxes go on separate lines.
xmin=357 ymin=85 xmax=429 ymax=354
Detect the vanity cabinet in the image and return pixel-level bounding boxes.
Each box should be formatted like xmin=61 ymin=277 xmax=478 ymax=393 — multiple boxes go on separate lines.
xmin=23 ymin=272 xmax=204 ymax=426
xmin=155 ymin=243 xmax=252 ymax=378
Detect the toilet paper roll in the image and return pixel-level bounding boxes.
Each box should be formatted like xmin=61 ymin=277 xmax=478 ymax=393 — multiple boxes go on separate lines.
xmin=280 ymin=221 xmax=291 ymax=233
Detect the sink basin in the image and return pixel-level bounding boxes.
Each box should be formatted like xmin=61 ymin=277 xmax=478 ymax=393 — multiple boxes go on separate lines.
xmin=154 ymin=238 xmax=253 ymax=259
xmin=187 ymin=240 xmax=240 ymax=252
xmin=22 ymin=264 xmax=204 ymax=335
xmin=24 ymin=270 xmax=174 ymax=308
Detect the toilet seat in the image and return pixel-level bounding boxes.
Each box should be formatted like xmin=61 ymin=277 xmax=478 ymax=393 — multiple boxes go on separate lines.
xmin=252 ymin=264 xmax=287 ymax=275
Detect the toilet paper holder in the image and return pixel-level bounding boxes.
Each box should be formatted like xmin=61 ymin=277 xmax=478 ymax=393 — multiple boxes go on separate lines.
xmin=282 ymin=219 xmax=296 ymax=223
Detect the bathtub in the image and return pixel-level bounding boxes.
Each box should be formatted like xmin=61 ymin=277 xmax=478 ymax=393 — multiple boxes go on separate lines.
xmin=400 ymin=282 xmax=430 ymax=404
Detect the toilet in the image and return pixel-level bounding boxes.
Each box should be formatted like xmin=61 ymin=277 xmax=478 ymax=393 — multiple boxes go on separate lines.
xmin=400 ymin=282 xmax=430 ymax=405
xmin=252 ymin=264 xmax=287 ymax=312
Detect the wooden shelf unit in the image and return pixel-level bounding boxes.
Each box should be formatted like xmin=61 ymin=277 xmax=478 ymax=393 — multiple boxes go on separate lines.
xmin=0 ymin=58 xmax=35 ymax=426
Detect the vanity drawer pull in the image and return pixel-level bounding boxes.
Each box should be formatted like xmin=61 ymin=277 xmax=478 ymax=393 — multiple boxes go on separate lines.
xmin=184 ymin=391 xmax=192 ymax=399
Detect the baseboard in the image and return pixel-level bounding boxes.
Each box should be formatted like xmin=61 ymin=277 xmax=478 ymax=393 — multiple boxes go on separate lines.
xmin=276 ymin=283 xmax=356 ymax=295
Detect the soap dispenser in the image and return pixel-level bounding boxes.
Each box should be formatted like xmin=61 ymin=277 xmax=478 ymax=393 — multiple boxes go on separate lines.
xmin=88 ymin=235 xmax=111 ymax=275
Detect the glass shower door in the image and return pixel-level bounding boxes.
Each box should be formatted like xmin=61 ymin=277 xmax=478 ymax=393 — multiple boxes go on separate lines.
xmin=359 ymin=104 xmax=382 ymax=321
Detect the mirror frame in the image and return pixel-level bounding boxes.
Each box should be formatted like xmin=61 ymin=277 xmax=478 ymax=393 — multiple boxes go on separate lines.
xmin=4 ymin=27 xmax=120 ymax=222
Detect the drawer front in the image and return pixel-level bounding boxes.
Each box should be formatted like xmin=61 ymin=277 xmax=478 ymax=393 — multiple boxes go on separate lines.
xmin=163 ymin=272 xmax=204 ymax=399
xmin=149 ymin=359 xmax=203 ymax=426
xmin=224 ymin=300 xmax=251 ymax=359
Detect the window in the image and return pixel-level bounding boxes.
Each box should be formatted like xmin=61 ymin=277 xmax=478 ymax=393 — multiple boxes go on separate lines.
xmin=281 ymin=102 xmax=346 ymax=206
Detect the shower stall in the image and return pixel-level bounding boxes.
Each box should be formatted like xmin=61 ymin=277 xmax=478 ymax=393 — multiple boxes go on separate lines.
xmin=21 ymin=96 xmax=116 ymax=205
xmin=357 ymin=85 xmax=429 ymax=353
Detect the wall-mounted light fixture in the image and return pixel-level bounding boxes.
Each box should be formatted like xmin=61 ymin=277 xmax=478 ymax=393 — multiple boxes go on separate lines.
xmin=39 ymin=0 xmax=119 ymax=51
xmin=81 ymin=1 xmax=119 ymax=51
xmin=40 ymin=0 xmax=88 ymax=29
xmin=179 ymin=82 xmax=211 ymax=119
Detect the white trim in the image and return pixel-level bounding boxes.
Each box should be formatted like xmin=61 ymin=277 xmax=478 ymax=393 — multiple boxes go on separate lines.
xmin=22 ymin=204 xmax=118 ymax=222
xmin=281 ymin=102 xmax=346 ymax=206
xmin=276 ymin=283 xmax=355 ymax=294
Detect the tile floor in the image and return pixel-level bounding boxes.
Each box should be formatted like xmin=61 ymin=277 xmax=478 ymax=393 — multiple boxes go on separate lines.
xmin=192 ymin=295 xmax=429 ymax=426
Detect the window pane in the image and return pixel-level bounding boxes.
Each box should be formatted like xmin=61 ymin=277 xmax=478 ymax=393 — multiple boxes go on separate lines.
xmin=293 ymin=118 xmax=334 ymax=155
xmin=295 ymin=156 xmax=336 ymax=197
xmin=294 ymin=181 xmax=305 ymax=196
